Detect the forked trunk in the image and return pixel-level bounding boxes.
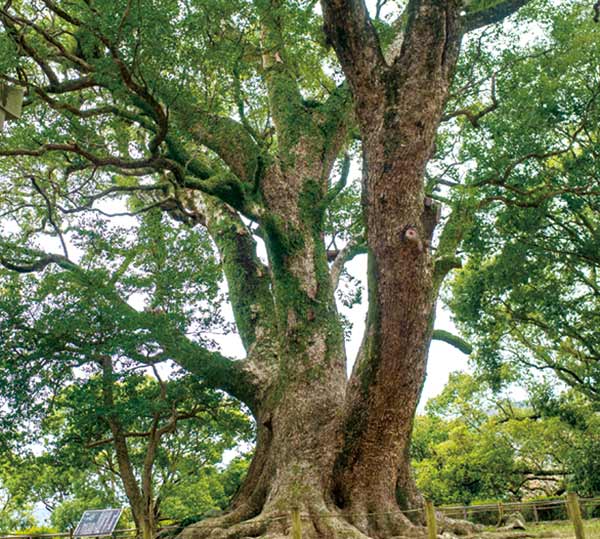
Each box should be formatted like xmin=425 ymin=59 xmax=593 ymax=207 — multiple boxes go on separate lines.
xmin=180 ymin=5 xmax=465 ymax=535
xmin=181 ymin=157 xmax=437 ymax=539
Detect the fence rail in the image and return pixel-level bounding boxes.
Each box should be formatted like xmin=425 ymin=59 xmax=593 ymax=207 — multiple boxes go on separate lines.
xmin=1 ymin=495 xmax=599 ymax=539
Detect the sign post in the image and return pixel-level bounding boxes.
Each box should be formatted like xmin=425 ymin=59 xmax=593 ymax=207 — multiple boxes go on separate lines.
xmin=74 ymin=509 xmax=123 ymax=538
xmin=0 ymin=83 xmax=24 ymax=131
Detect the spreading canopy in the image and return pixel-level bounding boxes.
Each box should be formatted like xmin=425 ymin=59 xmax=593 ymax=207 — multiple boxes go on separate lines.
xmin=1 ymin=0 xmax=599 ymax=537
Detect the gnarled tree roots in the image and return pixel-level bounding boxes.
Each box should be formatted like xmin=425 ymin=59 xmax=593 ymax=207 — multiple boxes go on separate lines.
xmin=175 ymin=500 xmax=488 ymax=539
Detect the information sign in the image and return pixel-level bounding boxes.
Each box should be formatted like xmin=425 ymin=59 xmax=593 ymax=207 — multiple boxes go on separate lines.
xmin=74 ymin=509 xmax=123 ymax=537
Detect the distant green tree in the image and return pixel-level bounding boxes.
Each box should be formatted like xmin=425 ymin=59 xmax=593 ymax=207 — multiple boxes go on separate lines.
xmin=0 ymin=368 xmax=252 ymax=535
xmin=529 ymin=385 xmax=600 ymax=497
xmin=0 ymin=207 xmax=251 ymax=538
xmin=38 ymin=367 xmax=251 ymax=537
xmin=0 ymin=455 xmax=36 ymax=533
xmin=412 ymin=373 xmax=600 ymax=504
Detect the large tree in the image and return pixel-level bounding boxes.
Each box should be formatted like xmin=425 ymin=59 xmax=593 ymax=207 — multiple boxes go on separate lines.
xmin=0 ymin=1 xmax=597 ymax=538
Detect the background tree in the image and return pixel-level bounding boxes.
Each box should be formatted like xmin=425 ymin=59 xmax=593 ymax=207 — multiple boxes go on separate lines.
xmin=0 ymin=357 xmax=252 ymax=537
xmin=43 ymin=364 xmax=251 ymax=539
xmin=0 ymin=454 xmax=36 ymax=533
xmin=446 ymin=4 xmax=600 ymax=401
xmin=412 ymin=373 xmax=600 ymax=505
xmin=1 ymin=1 xmax=598 ymax=538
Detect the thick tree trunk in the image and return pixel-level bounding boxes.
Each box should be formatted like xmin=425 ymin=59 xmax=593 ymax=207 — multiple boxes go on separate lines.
xmin=181 ymin=66 xmax=460 ymax=539
xmin=243 ymin=162 xmax=348 ymax=514
xmin=139 ymin=517 xmax=158 ymax=539
xmin=182 ymin=151 xmax=359 ymax=537
xmin=318 ymin=2 xmax=463 ymax=530
xmin=332 ymin=142 xmax=438 ymax=529
xmin=179 ymin=4 xmax=470 ymax=537
xmin=179 ymin=139 xmax=448 ymax=539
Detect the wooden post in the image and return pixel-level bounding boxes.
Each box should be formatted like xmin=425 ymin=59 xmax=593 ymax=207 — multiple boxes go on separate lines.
xmin=567 ymin=492 xmax=586 ymax=539
xmin=291 ymin=508 xmax=302 ymax=539
xmin=425 ymin=500 xmax=437 ymax=539
xmin=497 ymin=502 xmax=504 ymax=526
xmin=532 ymin=503 xmax=539 ymax=523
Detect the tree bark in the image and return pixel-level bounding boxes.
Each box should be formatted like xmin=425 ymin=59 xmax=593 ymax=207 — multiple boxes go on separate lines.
xmin=319 ymin=1 xmax=463 ymax=529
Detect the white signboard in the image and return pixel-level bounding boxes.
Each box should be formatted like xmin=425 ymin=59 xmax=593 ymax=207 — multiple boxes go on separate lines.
xmin=74 ymin=509 xmax=123 ymax=537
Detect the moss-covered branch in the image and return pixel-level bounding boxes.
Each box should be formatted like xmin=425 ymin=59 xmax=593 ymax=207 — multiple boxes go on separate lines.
xmin=254 ymin=0 xmax=307 ymax=154
xmin=146 ymin=317 xmax=260 ymax=409
xmin=318 ymin=87 xmax=354 ymax=178
xmin=203 ymin=197 xmax=277 ymax=355
xmin=431 ymin=329 xmax=472 ymax=355
xmin=173 ymin=109 xmax=263 ymax=185
xmin=433 ymin=201 xmax=474 ymax=290
xmin=463 ymin=0 xmax=532 ymax=32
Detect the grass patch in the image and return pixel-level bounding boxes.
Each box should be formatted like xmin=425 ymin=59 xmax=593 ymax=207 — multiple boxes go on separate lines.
xmin=483 ymin=519 xmax=600 ymax=538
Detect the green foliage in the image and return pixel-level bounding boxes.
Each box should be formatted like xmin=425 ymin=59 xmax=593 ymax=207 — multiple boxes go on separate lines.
xmin=440 ymin=2 xmax=600 ymax=401
xmin=0 ymin=206 xmax=226 ymax=437
xmin=0 ymin=455 xmax=36 ymax=533
xmin=530 ymin=386 xmax=600 ymax=497
xmin=413 ymin=373 xmax=600 ymax=505
xmin=160 ymin=455 xmax=251 ymax=522
xmin=0 ymin=365 xmax=253 ymax=531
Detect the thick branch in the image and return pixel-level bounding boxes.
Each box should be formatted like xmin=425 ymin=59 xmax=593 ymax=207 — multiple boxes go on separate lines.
xmin=464 ymin=0 xmax=532 ymax=33
xmin=318 ymin=87 xmax=354 ymax=180
xmin=0 ymin=249 xmax=259 ymax=408
xmin=431 ymin=329 xmax=472 ymax=355
xmin=203 ymin=197 xmax=275 ymax=349
xmin=320 ymin=0 xmax=385 ymax=100
xmin=393 ymin=0 xmax=461 ymax=80
xmin=433 ymin=201 xmax=474 ymax=290
xmin=172 ymin=109 xmax=262 ymax=185
xmin=255 ymin=0 xmax=306 ymax=151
